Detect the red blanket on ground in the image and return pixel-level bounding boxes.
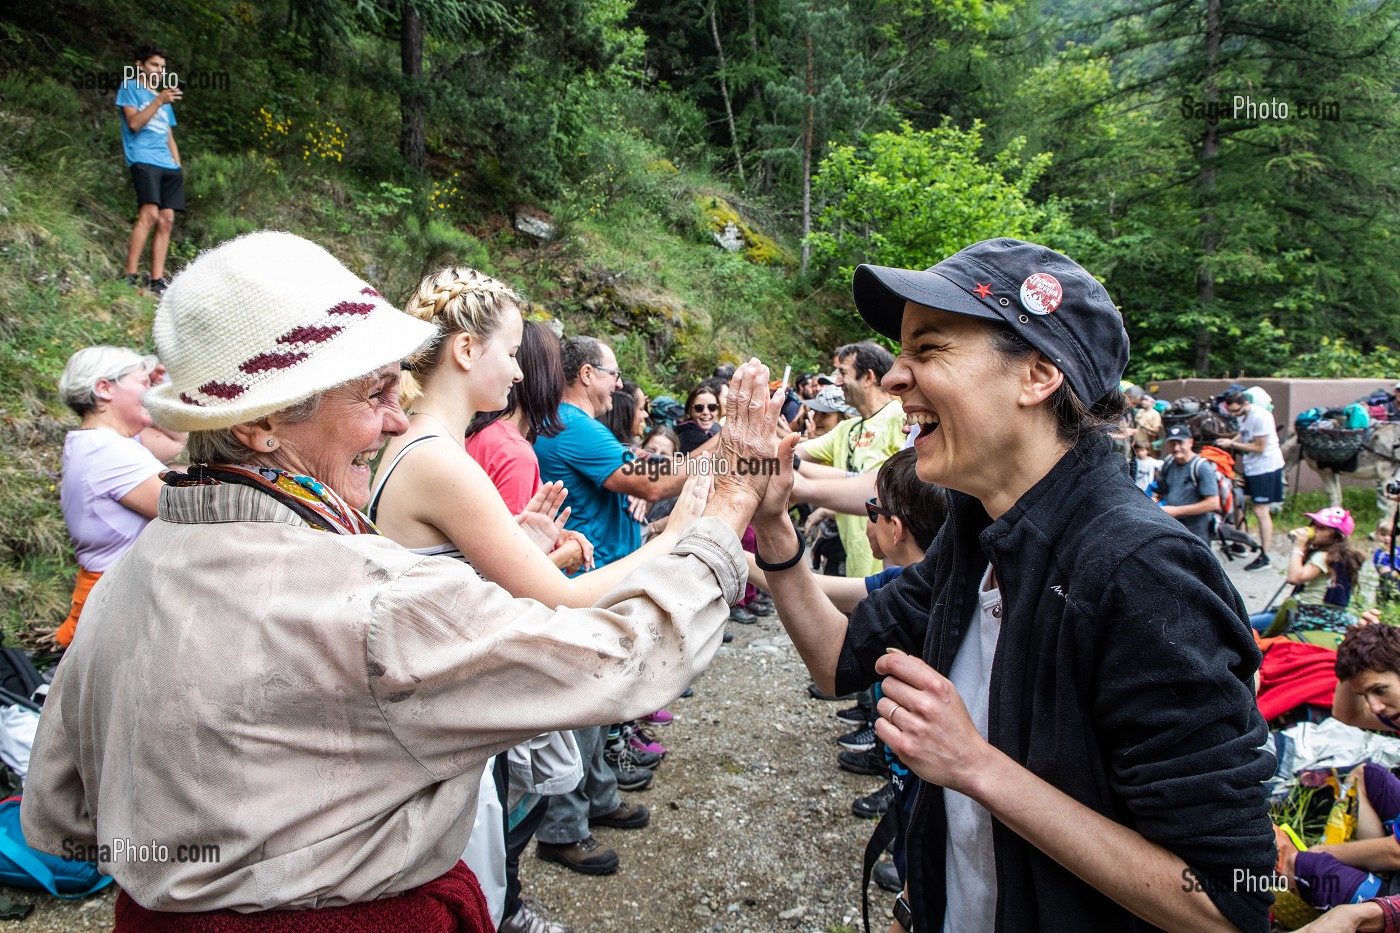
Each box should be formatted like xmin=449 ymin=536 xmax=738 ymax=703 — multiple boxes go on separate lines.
xmin=114 ymin=861 xmax=491 ymax=932
xmin=1256 ymin=638 xmax=1338 ymax=722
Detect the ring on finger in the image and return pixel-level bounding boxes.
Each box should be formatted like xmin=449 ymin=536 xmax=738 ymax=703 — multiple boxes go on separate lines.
xmin=887 ymin=703 xmax=902 ymax=725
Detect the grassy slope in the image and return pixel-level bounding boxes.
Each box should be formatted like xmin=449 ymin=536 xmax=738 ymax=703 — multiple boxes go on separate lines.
xmin=0 ymin=72 xmax=855 ymax=642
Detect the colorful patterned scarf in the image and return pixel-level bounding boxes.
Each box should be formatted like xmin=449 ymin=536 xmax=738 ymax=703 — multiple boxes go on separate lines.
xmin=163 ymin=464 xmax=379 ymax=536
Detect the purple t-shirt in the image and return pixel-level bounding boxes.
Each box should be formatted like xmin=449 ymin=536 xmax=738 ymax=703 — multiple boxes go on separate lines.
xmin=60 ymin=430 xmax=164 ymax=572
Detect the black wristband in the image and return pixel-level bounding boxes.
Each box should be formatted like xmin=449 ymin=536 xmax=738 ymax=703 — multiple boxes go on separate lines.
xmin=755 ymin=532 xmax=805 ymax=572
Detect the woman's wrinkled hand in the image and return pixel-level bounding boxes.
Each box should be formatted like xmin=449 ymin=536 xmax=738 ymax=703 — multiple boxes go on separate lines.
xmin=516 ymin=480 xmax=569 ymax=553
xmin=711 ymin=359 xmax=797 ymax=521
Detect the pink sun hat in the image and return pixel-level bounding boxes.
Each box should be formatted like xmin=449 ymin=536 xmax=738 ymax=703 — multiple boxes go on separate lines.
xmin=1304 ymin=507 xmax=1355 ymax=538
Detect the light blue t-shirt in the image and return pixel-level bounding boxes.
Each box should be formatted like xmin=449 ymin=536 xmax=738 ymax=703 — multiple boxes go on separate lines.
xmin=534 ymin=403 xmax=639 ymax=570
xmin=115 ymin=81 xmax=178 ymax=169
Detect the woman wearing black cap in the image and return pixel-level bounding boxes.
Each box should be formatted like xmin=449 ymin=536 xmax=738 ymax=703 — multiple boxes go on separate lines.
xmin=753 ymin=238 xmax=1272 ymax=933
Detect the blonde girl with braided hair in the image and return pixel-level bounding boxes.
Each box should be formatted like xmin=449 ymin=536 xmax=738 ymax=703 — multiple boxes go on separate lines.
xmin=370 ymin=264 xmax=710 ymax=606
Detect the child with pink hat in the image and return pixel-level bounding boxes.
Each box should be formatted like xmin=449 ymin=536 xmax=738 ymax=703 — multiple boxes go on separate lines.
xmin=1249 ymin=506 xmax=1365 ymax=636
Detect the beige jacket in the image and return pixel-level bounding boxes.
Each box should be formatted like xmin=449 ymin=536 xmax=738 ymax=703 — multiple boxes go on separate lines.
xmin=22 ymin=482 xmax=743 ymax=912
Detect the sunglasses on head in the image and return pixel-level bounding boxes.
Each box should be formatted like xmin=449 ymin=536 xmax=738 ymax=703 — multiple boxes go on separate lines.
xmin=693 ymin=403 xmax=719 ymax=413
xmin=865 ymin=497 xmax=894 ymax=523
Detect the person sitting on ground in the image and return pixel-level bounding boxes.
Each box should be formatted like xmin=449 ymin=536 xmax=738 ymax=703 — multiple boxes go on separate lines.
xmin=54 ymin=346 xmax=169 ymax=649
xmin=23 ymin=232 xmax=782 ymax=930
xmin=756 ymin=237 xmax=1273 ymax=933
xmin=1153 ymin=423 xmax=1220 ymax=544
xmin=1275 ymin=623 xmax=1400 ymax=917
xmin=1248 ymin=508 xmax=1365 ymax=635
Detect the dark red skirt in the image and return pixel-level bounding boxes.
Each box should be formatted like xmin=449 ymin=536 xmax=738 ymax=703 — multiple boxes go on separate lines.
xmin=114 ymin=861 xmax=492 ymax=932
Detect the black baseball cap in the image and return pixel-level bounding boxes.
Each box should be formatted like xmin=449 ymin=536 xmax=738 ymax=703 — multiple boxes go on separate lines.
xmin=1162 ymin=424 xmax=1192 ymax=442
xmin=852 ymin=238 xmax=1129 ymax=402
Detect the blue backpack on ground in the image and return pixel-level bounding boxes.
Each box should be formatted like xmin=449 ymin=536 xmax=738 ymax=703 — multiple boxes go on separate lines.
xmin=0 ymin=797 xmax=111 ymax=897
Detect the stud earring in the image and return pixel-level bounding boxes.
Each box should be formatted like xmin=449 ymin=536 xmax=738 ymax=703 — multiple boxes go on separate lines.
xmin=266 ymin=439 xmax=276 ymax=448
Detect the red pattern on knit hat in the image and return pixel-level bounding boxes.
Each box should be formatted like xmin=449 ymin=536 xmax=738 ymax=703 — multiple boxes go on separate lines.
xmin=277 ymin=325 xmax=344 ymax=345
xmin=241 ymin=351 xmax=310 ymax=374
xmin=327 ymin=301 xmax=375 ymax=316
xmin=198 ymin=381 xmax=246 ymax=400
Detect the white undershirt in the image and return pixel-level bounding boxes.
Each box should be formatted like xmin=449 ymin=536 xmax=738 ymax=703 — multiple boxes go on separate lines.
xmin=944 ymin=564 xmax=1002 ymax=930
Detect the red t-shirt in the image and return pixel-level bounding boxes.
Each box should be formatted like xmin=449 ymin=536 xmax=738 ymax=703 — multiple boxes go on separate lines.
xmin=465 ymin=420 xmax=541 ymax=515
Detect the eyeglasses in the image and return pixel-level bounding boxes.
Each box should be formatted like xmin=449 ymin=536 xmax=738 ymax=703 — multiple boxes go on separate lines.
xmin=865 ymin=497 xmax=894 ymax=523
xmin=692 ymin=403 xmax=719 ymax=413
xmin=592 ymin=364 xmax=622 ymax=380
xmin=1224 ymin=403 xmax=1243 ymax=414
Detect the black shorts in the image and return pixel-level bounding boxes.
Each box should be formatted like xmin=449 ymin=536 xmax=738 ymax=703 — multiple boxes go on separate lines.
xmin=129 ymin=163 xmax=185 ymax=211
xmin=1244 ymin=468 xmax=1285 ymax=504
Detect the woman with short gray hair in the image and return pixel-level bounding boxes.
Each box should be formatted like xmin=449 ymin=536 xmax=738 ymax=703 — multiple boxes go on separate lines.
xmin=53 ymin=346 xmax=166 ymax=647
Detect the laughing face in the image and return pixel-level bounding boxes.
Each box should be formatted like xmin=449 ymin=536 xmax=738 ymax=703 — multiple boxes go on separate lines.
xmin=881 ymin=303 xmax=1023 ymax=493
xmin=270 ymin=365 xmax=409 ymax=509
xmin=1350 ymin=669 xmax=1400 ymax=723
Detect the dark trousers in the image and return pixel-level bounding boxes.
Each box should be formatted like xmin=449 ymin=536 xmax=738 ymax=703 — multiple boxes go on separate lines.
xmin=501 ymin=795 xmax=549 ymax=922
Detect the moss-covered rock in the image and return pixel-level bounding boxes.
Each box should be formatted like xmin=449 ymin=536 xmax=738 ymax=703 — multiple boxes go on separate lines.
xmin=693 ymin=195 xmax=793 ymax=267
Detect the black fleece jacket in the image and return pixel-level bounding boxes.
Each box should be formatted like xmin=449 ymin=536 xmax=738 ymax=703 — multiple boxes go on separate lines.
xmin=837 ymin=433 xmax=1274 ymax=933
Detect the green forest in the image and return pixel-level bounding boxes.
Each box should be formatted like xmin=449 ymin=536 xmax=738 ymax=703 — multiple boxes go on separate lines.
xmin=2 ymin=0 xmax=1399 ymax=633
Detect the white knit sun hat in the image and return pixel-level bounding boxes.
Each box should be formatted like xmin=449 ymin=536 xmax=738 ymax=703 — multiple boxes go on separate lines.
xmin=145 ymin=231 xmax=437 ymax=431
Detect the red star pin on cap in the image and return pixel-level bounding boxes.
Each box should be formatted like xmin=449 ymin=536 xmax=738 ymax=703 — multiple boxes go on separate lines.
xmin=972 ymin=282 xmax=993 ymax=299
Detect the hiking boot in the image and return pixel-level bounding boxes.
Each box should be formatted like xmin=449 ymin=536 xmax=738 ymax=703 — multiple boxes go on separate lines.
xmin=642 ymin=708 xmax=673 ymax=726
xmin=536 ymin=835 xmax=618 ymax=875
xmin=500 ymin=898 xmax=574 ymax=933
xmin=589 ymin=801 xmax=651 ymax=830
xmin=872 ymin=858 xmax=902 ymax=893
xmin=729 ymin=605 xmax=758 ymax=624
xmin=835 ymin=704 xmax=867 ymax=725
xmin=604 ymin=740 xmax=656 ymax=788
xmin=852 ymin=780 xmax=895 ymax=819
xmin=148 ymin=276 xmax=170 ymax=295
xmin=749 ymin=593 xmax=775 ymax=615
xmin=838 ymin=723 xmax=877 ymax=751
xmin=621 ymin=723 xmax=666 ymax=759
xmin=1244 ymin=553 xmax=1271 ymax=572
xmin=838 ymin=747 xmax=887 ymax=776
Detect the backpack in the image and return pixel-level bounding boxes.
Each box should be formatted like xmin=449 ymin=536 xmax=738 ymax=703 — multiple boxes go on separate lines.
xmin=1164 ymin=452 xmax=1234 ymax=519
xmin=0 ymin=642 xmax=46 ymax=714
xmin=0 ymin=798 xmax=111 ymax=898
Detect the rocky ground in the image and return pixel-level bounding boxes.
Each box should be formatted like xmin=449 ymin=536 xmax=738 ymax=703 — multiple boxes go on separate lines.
xmin=0 ymin=538 xmax=1296 ymax=933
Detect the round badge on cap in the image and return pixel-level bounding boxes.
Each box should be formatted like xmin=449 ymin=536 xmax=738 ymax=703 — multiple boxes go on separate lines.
xmin=1019 ymin=273 xmax=1063 ymax=316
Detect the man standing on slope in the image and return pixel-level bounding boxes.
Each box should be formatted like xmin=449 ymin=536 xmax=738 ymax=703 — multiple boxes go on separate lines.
xmin=116 ymin=45 xmax=184 ymax=294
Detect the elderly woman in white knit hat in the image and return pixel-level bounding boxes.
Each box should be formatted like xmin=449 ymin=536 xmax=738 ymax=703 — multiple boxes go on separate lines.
xmin=22 ymin=231 xmax=780 ymax=931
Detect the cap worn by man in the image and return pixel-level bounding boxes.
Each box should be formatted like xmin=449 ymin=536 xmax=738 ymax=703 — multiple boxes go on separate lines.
xmin=851 ymin=237 xmax=1129 ymax=403
xmin=802 ymin=385 xmax=857 ymax=416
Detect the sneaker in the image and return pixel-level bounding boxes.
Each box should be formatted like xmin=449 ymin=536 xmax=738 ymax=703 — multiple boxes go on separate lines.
xmin=835 ymin=704 xmax=867 ymax=725
xmin=872 ymin=858 xmax=902 ymax=893
xmin=1244 ymin=553 xmax=1271 ymax=572
xmin=148 ymin=276 xmax=170 ymax=295
xmin=680 ymin=685 xmax=694 ymax=698
xmin=537 ymin=835 xmax=618 ymax=875
xmin=500 ymin=899 xmax=574 ymax=933
xmin=604 ymin=740 xmax=657 ymax=788
xmin=622 ymin=723 xmax=666 ymax=759
xmin=837 ymin=747 xmax=887 ymax=777
xmin=852 ymin=780 xmax=895 ymax=819
xmin=808 ymin=683 xmax=854 ymax=701
xmin=121 ymin=272 xmax=149 ymax=288
xmin=642 ymin=708 xmax=673 ymax=726
xmin=838 ymin=723 xmax=877 ymax=751
xmin=729 ymin=605 xmax=758 ymax=624
xmin=589 ymin=801 xmax=651 ymax=830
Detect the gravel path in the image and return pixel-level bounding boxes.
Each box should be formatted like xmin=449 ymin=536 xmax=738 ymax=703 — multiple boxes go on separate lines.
xmin=0 ymin=613 xmax=886 ymax=933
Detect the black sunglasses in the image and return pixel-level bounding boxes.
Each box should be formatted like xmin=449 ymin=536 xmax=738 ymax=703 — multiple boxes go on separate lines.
xmin=693 ymin=403 xmax=719 ymax=413
xmin=865 ymin=497 xmax=894 ymax=523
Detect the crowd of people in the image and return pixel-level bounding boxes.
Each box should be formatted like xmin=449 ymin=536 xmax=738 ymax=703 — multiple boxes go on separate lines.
xmin=48 ymin=229 xmax=1400 ymax=933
